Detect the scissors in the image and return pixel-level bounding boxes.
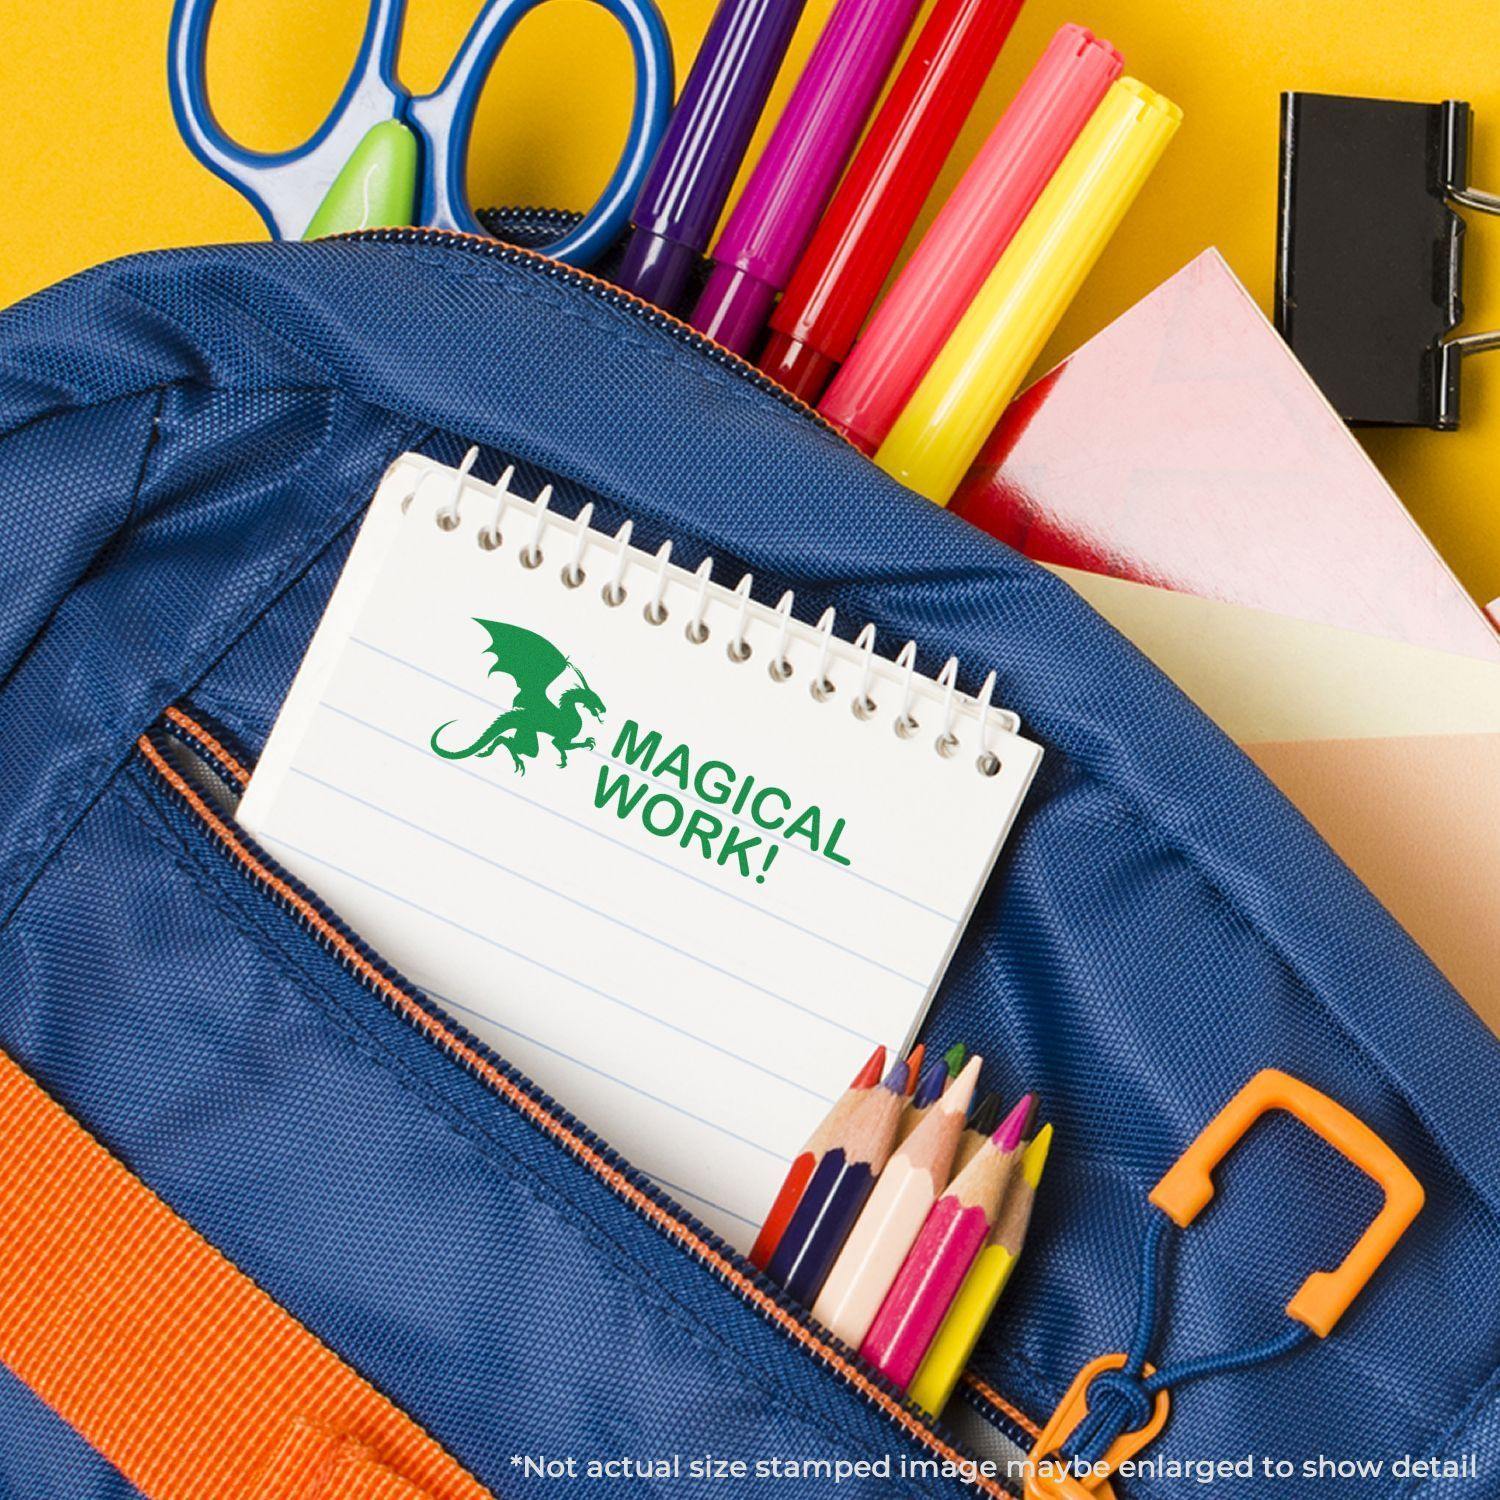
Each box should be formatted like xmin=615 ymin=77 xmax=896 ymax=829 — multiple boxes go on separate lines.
xmin=168 ymin=0 xmax=674 ymax=267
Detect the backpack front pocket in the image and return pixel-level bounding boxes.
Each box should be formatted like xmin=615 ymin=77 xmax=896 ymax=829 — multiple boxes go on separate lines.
xmin=31 ymin=703 xmax=1043 ymax=1498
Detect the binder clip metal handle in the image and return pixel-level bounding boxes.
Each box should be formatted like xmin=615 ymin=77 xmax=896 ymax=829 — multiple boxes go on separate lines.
xmin=1435 ymin=100 xmax=1500 ymax=426
xmin=1278 ymin=93 xmax=1500 ymax=429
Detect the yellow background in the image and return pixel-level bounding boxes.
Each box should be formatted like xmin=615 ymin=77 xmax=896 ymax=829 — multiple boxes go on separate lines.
xmin=4 ymin=0 xmax=1499 ymax=607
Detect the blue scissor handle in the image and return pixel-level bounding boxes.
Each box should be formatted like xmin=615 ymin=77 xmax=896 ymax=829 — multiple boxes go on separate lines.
xmin=408 ymin=0 xmax=673 ymax=265
xmin=168 ymin=0 xmax=407 ymax=241
xmin=169 ymin=0 xmax=673 ymax=266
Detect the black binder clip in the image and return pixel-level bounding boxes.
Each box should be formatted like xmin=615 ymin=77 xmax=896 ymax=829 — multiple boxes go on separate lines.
xmin=1276 ymin=92 xmax=1500 ymax=429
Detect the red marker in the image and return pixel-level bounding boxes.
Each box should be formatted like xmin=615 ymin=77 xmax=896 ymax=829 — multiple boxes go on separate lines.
xmin=758 ymin=0 xmax=1027 ymax=402
xmin=819 ymin=23 xmax=1123 ymax=452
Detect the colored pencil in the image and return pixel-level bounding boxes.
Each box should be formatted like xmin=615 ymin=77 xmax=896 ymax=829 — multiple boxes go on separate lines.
xmin=813 ymin=1056 xmax=981 ymax=1349
xmin=909 ymin=1122 xmax=1053 ymax=1416
xmin=765 ymin=1058 xmax=910 ymax=1305
xmin=903 ymin=1043 xmax=926 ymax=1096
xmin=749 ymin=1044 xmax=886 ymax=1269
xmin=859 ymin=1093 xmax=1033 ymax=1386
xmin=895 ymin=1057 xmax=950 ymax=1144
xmin=943 ymin=1042 xmax=967 ymax=1078
xmin=951 ymin=1089 xmax=1001 ymax=1175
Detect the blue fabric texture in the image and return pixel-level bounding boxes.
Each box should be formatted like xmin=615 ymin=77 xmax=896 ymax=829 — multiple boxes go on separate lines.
xmin=0 ymin=1368 xmax=142 ymax=1500
xmin=0 ymin=235 xmax=1495 ymax=1498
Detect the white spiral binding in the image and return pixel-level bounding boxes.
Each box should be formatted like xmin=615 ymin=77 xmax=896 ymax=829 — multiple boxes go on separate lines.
xmin=728 ymin=574 xmax=755 ymax=662
xmin=410 ymin=450 xmax=1023 ymax=776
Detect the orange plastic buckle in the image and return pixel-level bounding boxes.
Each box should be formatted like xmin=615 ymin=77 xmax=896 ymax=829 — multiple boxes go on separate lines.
xmin=1024 ymin=1354 xmax=1170 ymax=1500
xmin=1027 ymin=1071 xmax=1423 ymax=1499
xmin=1150 ymin=1068 xmax=1425 ymax=1336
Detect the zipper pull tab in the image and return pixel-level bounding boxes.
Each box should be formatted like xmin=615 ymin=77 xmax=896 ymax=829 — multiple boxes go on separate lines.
xmin=1024 ymin=1354 xmax=1170 ymax=1500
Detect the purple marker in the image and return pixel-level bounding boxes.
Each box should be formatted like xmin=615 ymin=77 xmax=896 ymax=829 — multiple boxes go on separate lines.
xmin=618 ymin=0 xmax=809 ymax=312
xmin=689 ymin=0 xmax=926 ymax=354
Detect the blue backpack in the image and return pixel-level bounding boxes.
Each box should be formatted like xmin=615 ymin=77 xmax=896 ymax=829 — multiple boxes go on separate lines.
xmin=1 ymin=231 xmax=1495 ymax=1498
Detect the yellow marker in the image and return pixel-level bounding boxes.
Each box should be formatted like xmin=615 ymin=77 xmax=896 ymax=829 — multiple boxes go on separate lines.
xmin=908 ymin=1123 xmax=1053 ymax=1418
xmin=875 ymin=80 xmax=1182 ymax=505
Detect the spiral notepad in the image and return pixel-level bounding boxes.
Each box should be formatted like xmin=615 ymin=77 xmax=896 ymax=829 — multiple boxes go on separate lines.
xmin=241 ymin=452 xmax=1042 ymax=1247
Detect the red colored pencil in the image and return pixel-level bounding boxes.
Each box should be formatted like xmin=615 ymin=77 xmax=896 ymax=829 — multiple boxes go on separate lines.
xmin=860 ymin=1093 xmax=1032 ymax=1386
xmin=749 ymin=1045 xmax=885 ymax=1269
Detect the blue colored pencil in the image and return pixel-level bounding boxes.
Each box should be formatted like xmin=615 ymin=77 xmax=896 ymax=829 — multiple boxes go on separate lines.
xmin=766 ymin=1057 xmax=909 ymax=1305
xmin=895 ymin=1057 xmax=951 ymax=1145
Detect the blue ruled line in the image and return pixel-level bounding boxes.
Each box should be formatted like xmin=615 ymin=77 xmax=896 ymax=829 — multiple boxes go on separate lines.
xmin=348 ymin=634 xmax=958 ymax=923
xmin=417 ymin=983 xmax=785 ymax=1169
xmin=255 ymin=832 xmax=832 ymax=1106
xmin=318 ymin=700 xmax=926 ymax=989
xmin=289 ymin=765 xmax=881 ymax=1046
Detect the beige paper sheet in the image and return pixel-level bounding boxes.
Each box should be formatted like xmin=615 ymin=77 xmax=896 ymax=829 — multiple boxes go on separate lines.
xmin=1048 ymin=565 xmax=1500 ymax=1024
xmin=1049 ymin=566 xmax=1500 ymax=742
xmin=1247 ymin=735 xmax=1499 ymax=1030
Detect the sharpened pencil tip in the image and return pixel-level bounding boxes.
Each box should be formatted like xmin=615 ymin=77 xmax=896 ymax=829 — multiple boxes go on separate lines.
xmin=850 ymin=1045 xmax=887 ymax=1090
xmin=902 ymin=1044 xmax=925 ymax=1095
xmin=912 ymin=1058 xmax=948 ymax=1108
xmin=942 ymin=1042 xmax=967 ymax=1077
xmin=994 ymin=1093 xmax=1034 ymax=1152
xmin=1021 ymin=1122 xmax=1053 ymax=1186
xmin=883 ymin=1058 xmax=911 ymax=1095
xmin=940 ymin=1055 xmax=983 ymax=1115
xmin=967 ymin=1090 xmax=1001 ymax=1137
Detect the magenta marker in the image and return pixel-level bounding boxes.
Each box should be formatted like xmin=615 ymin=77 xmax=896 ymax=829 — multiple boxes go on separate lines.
xmin=689 ymin=0 xmax=926 ymax=354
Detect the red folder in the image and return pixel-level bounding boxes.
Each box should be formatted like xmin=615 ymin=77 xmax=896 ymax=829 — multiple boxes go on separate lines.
xmin=953 ymin=249 xmax=1500 ymax=661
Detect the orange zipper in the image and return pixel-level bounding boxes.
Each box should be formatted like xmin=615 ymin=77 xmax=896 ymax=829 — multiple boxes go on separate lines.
xmin=338 ymin=225 xmax=853 ymax=441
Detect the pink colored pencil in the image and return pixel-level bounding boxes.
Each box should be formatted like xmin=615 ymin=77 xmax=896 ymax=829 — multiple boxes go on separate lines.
xmin=859 ymin=1093 xmax=1033 ymax=1386
xmin=812 ymin=1056 xmax=982 ymax=1350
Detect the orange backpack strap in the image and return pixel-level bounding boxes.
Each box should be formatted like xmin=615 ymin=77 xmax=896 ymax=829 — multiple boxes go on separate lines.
xmin=0 ymin=1047 xmax=493 ymax=1500
xmin=251 ymin=1419 xmax=447 ymax=1500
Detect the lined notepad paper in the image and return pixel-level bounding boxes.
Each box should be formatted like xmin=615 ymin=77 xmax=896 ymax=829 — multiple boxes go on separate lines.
xmin=241 ymin=454 xmax=1041 ymax=1246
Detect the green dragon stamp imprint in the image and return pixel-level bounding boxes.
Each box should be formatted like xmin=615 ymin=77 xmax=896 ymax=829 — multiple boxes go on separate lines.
xmin=430 ymin=619 xmax=605 ymax=775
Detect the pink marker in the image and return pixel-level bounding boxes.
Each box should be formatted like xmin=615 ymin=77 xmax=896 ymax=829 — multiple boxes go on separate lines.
xmin=859 ymin=1094 xmax=1033 ymax=1387
xmin=819 ymin=24 xmax=1122 ymax=452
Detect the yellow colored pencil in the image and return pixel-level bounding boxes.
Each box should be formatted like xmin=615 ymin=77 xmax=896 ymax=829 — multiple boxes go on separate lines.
xmin=875 ymin=79 xmax=1181 ymax=505
xmin=812 ymin=1057 xmax=981 ymax=1350
xmin=908 ymin=1122 xmax=1053 ymax=1417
